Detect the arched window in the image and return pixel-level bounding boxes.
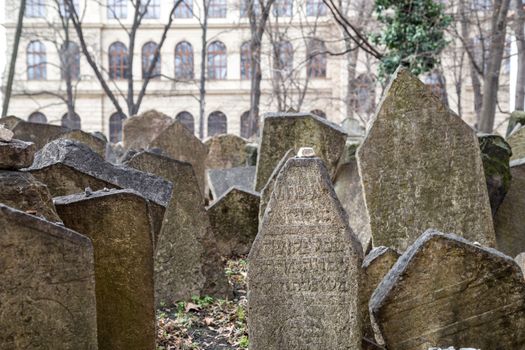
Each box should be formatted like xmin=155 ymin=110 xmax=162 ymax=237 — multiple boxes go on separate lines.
xmin=60 ymin=41 xmax=80 ymax=80
xmin=109 ymin=112 xmax=127 ymax=143
xmin=240 ymin=41 xmax=251 ymax=80
xmin=208 ymin=41 xmax=227 ymax=80
xmin=61 ymin=112 xmax=81 ymax=130
xmin=273 ymin=0 xmax=292 ymax=16
xmin=310 ymin=109 xmax=326 ymax=119
xmin=28 ymin=112 xmax=47 ymax=124
xmin=108 ymin=0 xmax=127 ymax=19
xmin=26 ymin=0 xmax=45 ymax=17
xmin=109 ymin=42 xmax=129 ymax=80
xmin=306 ymin=0 xmax=326 ymax=16
xmin=175 ymin=41 xmax=194 ymax=80
xmin=349 ymin=74 xmax=376 ymax=115
xmin=208 ymin=111 xmax=227 ymax=137
xmin=275 ymin=40 xmax=293 ymax=75
xmin=209 ymin=0 xmax=227 ymax=17
xmin=307 ymin=39 xmax=326 ymax=78
xmin=176 ymin=111 xmax=195 ymax=134
xmin=141 ymin=0 xmax=160 ymax=18
xmin=142 ymin=41 xmax=161 ymax=79
xmin=27 ymin=41 xmax=47 ymax=80
xmin=240 ymin=111 xmax=258 ymax=139
xmin=175 ymin=0 xmax=193 ymax=18
xmin=240 ymin=0 xmax=261 ymax=17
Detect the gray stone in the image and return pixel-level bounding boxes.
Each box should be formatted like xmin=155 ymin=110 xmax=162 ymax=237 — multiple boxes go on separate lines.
xmin=0 ymin=125 xmax=14 ymax=141
xmin=0 ymin=115 xmax=23 ymax=130
xmin=370 ymin=229 xmax=525 ymax=350
xmin=0 ymin=139 xmax=36 ymax=169
xmin=254 ymin=112 xmax=347 ymax=191
xmin=358 ymin=68 xmax=495 ymax=251
xmin=245 ymin=143 xmax=258 ymax=166
xmin=11 ymin=120 xmax=68 ymax=150
xmin=55 ymin=189 xmax=156 ymax=350
xmin=508 ymin=126 xmax=525 ymax=162
xmin=57 ymin=129 xmax=107 ymax=158
xmin=123 ymin=109 xmax=172 ymax=150
xmin=207 ymin=166 xmax=255 ymax=200
xmin=0 ymin=203 xmax=97 ymax=349
xmin=515 ymin=252 xmax=525 ymax=278
xmin=506 ymin=110 xmax=525 ymax=137
xmin=248 ymin=156 xmax=363 ymax=350
xmin=205 ymin=134 xmax=248 ymax=169
xmin=207 ymin=186 xmax=260 ymax=256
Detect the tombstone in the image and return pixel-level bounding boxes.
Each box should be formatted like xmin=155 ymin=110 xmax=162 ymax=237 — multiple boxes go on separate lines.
xmin=358 ymin=68 xmax=495 ymax=251
xmin=245 ymin=143 xmax=258 ymax=166
xmin=254 ymin=112 xmax=347 ymax=191
xmin=205 ymin=134 xmax=248 ymax=169
xmin=149 ymin=121 xmax=208 ymax=197
xmin=54 ymin=189 xmax=156 ymax=350
xmin=207 ymin=166 xmax=256 ymax=200
xmin=207 ymin=186 xmax=260 ymax=256
xmin=125 ymin=151 xmax=232 ymax=304
xmin=0 ymin=204 xmax=97 ymax=348
xmin=11 ymin=120 xmax=68 ymax=150
xmin=370 ymin=229 xmax=525 ymax=350
xmin=361 ymin=247 xmax=399 ymax=349
xmin=0 ymin=115 xmax=23 ymax=130
xmin=57 ymin=129 xmax=107 ymax=158
xmin=506 ymin=110 xmax=525 ymax=137
xmin=248 ymin=155 xmax=363 ymax=350
xmin=0 ymin=139 xmax=35 ymax=170
xmin=123 ymin=109 xmax=172 ymax=150
xmin=508 ymin=126 xmax=525 ymax=161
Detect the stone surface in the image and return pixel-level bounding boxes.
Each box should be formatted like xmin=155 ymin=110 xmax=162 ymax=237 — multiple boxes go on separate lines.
xmin=506 ymin=110 xmax=525 ymax=137
xmin=208 ymin=186 xmax=260 ymax=257
xmin=0 ymin=171 xmax=61 ymax=222
xmin=245 ymin=143 xmax=258 ymax=166
xmin=55 ymin=189 xmax=156 ymax=350
xmin=358 ymin=68 xmax=495 ymax=251
xmin=11 ymin=120 xmax=68 ymax=150
xmin=248 ymin=156 xmax=363 ymax=350
xmin=150 ymin=121 xmax=208 ymax=196
xmin=0 ymin=125 xmax=14 ymax=141
xmin=0 ymin=203 xmax=97 ymax=349
xmin=0 ymin=115 xmax=23 ymax=130
xmin=126 ymin=151 xmax=231 ymax=304
xmin=508 ymin=125 xmax=525 ymax=161
xmin=254 ymin=112 xmax=347 ymax=191
xmin=123 ymin=109 xmax=172 ymax=150
xmin=516 ymin=252 xmax=525 ymax=278
xmin=57 ymin=129 xmax=107 ymax=158
xmin=207 ymin=166 xmax=256 ymax=200
xmin=0 ymin=139 xmax=36 ymax=169
xmin=205 ymin=134 xmax=248 ymax=169
xmin=370 ymin=229 xmax=525 ymax=350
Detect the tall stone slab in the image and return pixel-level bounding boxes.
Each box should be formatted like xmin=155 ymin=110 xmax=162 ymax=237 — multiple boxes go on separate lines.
xmin=508 ymin=126 xmax=525 ymax=161
xmin=207 ymin=166 xmax=255 ymax=199
xmin=370 ymin=229 xmax=525 ymax=350
xmin=358 ymin=68 xmax=495 ymax=251
xmin=0 ymin=204 xmax=97 ymax=349
xmin=125 ymin=151 xmax=231 ymax=304
xmin=123 ymin=109 xmax=172 ymax=150
xmin=57 ymin=129 xmax=107 ymax=158
xmin=248 ymin=156 xmax=363 ymax=350
xmin=254 ymin=112 xmax=347 ymax=191
xmin=205 ymin=134 xmax=248 ymax=169
xmin=55 ymin=189 xmax=156 ymax=350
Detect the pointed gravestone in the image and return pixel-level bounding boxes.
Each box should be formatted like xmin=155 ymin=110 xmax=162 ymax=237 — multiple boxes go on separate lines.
xmin=248 ymin=152 xmax=363 ymax=350
xmin=123 ymin=109 xmax=172 ymax=150
xmin=0 ymin=204 xmax=97 ymax=348
xmin=54 ymin=189 xmax=156 ymax=350
xmin=205 ymin=134 xmax=248 ymax=169
xmin=358 ymin=68 xmax=495 ymax=251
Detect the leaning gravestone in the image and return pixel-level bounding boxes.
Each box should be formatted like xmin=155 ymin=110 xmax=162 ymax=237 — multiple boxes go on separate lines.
xmin=55 ymin=189 xmax=156 ymax=350
xmin=123 ymin=109 xmax=172 ymax=150
xmin=207 ymin=166 xmax=255 ymax=199
xmin=248 ymin=153 xmax=363 ymax=350
xmin=126 ymin=151 xmax=231 ymax=303
xmin=254 ymin=112 xmax=347 ymax=191
xmin=205 ymin=134 xmax=248 ymax=169
xmin=508 ymin=126 xmax=525 ymax=161
xmin=358 ymin=68 xmax=495 ymax=251
xmin=11 ymin=120 xmax=68 ymax=150
xmin=370 ymin=229 xmax=525 ymax=350
xmin=0 ymin=204 xmax=97 ymax=349
xmin=57 ymin=129 xmax=107 ymax=158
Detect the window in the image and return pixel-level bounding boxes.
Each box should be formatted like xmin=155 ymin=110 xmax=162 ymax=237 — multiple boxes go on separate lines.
xmin=109 ymin=112 xmax=127 ymax=143
xmin=306 ymin=0 xmax=326 ymax=16
xmin=208 ymin=111 xmax=227 ymax=136
xmin=142 ymin=41 xmax=161 ymax=79
xmin=175 ymin=0 xmax=193 ymax=18
xmin=60 ymin=41 xmax=80 ymax=80
xmin=307 ymin=39 xmax=326 ymax=78
xmin=207 ymin=41 xmax=227 ymax=80
xmin=209 ymin=0 xmax=227 ymax=17
xmin=108 ymin=0 xmax=127 ymax=19
xmin=27 ymin=41 xmax=47 ymax=80
xmin=109 ymin=42 xmax=129 ymax=80
xmin=310 ymin=109 xmax=326 ymax=119
xmin=275 ymin=40 xmax=293 ymax=75
xmin=240 ymin=111 xmax=258 ymax=139
xmin=26 ymin=0 xmax=45 ymax=17
xmin=175 ymin=41 xmax=194 ymax=80
xmin=28 ymin=112 xmax=47 ymax=124
xmin=240 ymin=0 xmax=261 ymax=17
xmin=240 ymin=41 xmax=251 ymax=80
xmin=273 ymin=0 xmax=292 ymax=16
xmin=61 ymin=113 xmax=81 ymax=130
xmin=349 ymin=74 xmax=375 ymax=115
xmin=59 ymin=0 xmax=79 ymax=18
xmin=141 ymin=0 xmax=160 ymax=18
xmin=176 ymin=111 xmax=195 ymax=134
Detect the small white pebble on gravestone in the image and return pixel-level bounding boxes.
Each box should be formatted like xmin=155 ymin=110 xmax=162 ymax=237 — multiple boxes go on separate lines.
xmin=0 ymin=124 xmax=14 ymax=142
xmin=297 ymin=147 xmax=316 ymax=158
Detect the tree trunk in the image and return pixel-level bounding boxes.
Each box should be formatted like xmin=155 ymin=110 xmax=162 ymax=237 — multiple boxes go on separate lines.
xmin=198 ymin=4 xmax=209 ymax=139
xmin=514 ymin=0 xmax=525 ymax=110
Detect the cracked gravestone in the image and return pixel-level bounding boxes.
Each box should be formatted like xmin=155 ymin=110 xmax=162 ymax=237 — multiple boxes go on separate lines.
xmin=123 ymin=109 xmax=172 ymax=150
xmin=248 ymin=155 xmax=363 ymax=350
xmin=205 ymin=134 xmax=248 ymax=169
xmin=0 ymin=203 xmax=97 ymax=349
xmin=357 ymin=68 xmax=495 ymax=251
xmin=55 ymin=189 xmax=156 ymax=350
xmin=207 ymin=166 xmax=255 ymax=200
xmin=0 ymin=139 xmax=35 ymax=170
xmin=370 ymin=229 xmax=525 ymax=350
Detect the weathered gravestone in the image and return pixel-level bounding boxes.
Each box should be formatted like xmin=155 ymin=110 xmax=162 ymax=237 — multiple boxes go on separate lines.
xmin=0 ymin=115 xmax=23 ymax=130
xmin=11 ymin=120 xmax=68 ymax=150
xmin=516 ymin=252 xmax=525 ymax=278
xmin=248 ymin=155 xmax=363 ymax=350
xmin=508 ymin=126 xmax=525 ymax=162
xmin=370 ymin=229 xmax=525 ymax=350
xmin=125 ymin=151 xmax=231 ymax=304
xmin=122 ymin=109 xmax=172 ymax=150
xmin=149 ymin=121 xmax=208 ymax=197
xmin=57 ymin=129 xmax=107 ymax=158
xmin=358 ymin=68 xmax=495 ymax=251
xmin=55 ymin=189 xmax=156 ymax=350
xmin=207 ymin=166 xmax=255 ymax=199
xmin=254 ymin=112 xmax=347 ymax=191
xmin=0 ymin=204 xmax=97 ymax=349
xmin=207 ymin=186 xmax=260 ymax=256
xmin=0 ymin=139 xmax=35 ymax=170
xmin=205 ymin=134 xmax=248 ymax=169
xmin=506 ymin=110 xmax=525 ymax=137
